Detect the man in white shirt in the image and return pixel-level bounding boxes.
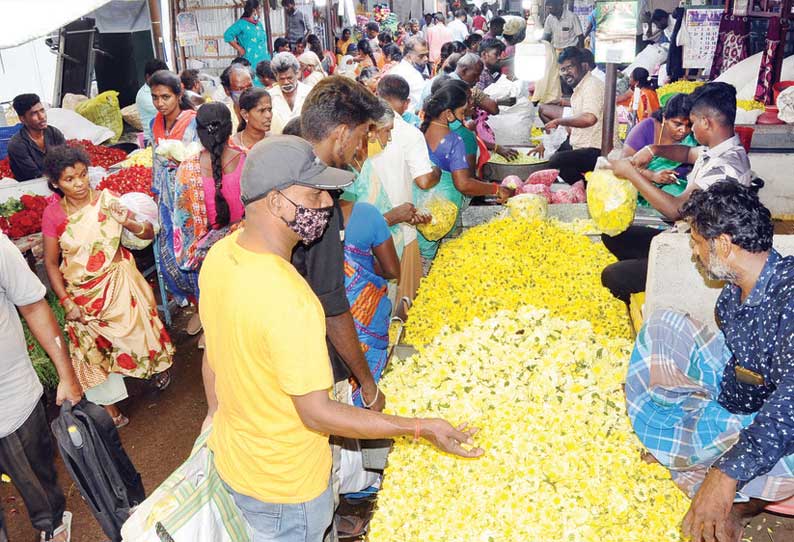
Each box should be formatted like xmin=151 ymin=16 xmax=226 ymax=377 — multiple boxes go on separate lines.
xmin=268 ymin=52 xmax=311 ymax=135
xmin=448 ymin=9 xmax=470 ymax=42
xmin=0 ymin=234 xmax=83 ymax=542
xmin=543 ymin=0 xmax=583 ymax=51
xmin=387 ymin=36 xmax=431 ymax=114
xmin=377 ymin=74 xmax=441 ymax=301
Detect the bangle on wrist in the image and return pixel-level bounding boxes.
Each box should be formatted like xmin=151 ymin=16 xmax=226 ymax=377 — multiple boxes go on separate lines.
xmin=492 ymin=183 xmax=500 ymax=196
xmin=645 ymin=145 xmax=655 ymax=158
xmin=137 ymin=221 xmax=147 ymax=236
xmin=362 ymin=385 xmax=380 ymax=409
xmin=58 ymin=294 xmax=70 ymax=305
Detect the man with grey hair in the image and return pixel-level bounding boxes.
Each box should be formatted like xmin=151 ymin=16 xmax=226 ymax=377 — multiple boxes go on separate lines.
xmin=269 ymin=51 xmax=311 ymax=134
xmin=452 ymin=53 xmax=499 ymax=115
xmin=408 ymin=18 xmax=423 ymax=39
xmin=387 ymin=35 xmax=430 ymax=114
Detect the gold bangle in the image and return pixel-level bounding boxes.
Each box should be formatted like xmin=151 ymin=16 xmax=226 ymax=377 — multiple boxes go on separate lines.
xmin=136 ymin=222 xmax=146 ymax=236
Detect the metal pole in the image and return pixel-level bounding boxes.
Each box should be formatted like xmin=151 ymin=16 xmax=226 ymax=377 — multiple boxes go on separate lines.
xmin=148 ymin=0 xmax=164 ymax=59
xmin=601 ymin=62 xmax=617 ymax=156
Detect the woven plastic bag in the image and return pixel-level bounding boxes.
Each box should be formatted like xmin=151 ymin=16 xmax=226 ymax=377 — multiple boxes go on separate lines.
xmin=75 ymin=91 xmax=123 ymax=143
xmin=585 ymin=170 xmax=638 ymax=236
xmin=416 ymin=193 xmax=458 ymax=241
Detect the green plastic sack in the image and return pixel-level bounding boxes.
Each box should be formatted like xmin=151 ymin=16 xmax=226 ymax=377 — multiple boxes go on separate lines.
xmin=75 ymin=90 xmax=123 ymax=143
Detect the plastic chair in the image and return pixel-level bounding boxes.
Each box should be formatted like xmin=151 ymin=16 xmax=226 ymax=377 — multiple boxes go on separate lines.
xmin=766 ymin=495 xmax=794 ymax=516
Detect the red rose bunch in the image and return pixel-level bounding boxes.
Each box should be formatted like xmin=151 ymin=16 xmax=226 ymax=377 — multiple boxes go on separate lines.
xmin=96 ymin=166 xmax=153 ymax=196
xmin=66 ymin=139 xmax=127 ymax=169
xmin=0 ymin=158 xmax=14 ymax=179
xmin=0 ymin=194 xmax=48 ymax=239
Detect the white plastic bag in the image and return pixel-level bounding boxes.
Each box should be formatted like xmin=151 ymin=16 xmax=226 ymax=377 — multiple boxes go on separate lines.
xmin=46 ymin=108 xmax=115 ymax=145
xmin=487 ymin=99 xmax=535 ymax=147
xmin=540 ymin=125 xmax=568 ymax=160
xmin=119 ymin=192 xmax=160 ymax=250
xmin=777 ymin=86 xmax=794 ymax=124
xmin=339 ymin=438 xmax=381 ymax=494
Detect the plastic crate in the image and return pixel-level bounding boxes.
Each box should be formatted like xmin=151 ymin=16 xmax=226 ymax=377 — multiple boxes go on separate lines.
xmin=0 ymin=124 xmax=22 ymax=160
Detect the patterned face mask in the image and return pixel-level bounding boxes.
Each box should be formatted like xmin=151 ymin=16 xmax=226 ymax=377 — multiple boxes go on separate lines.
xmin=278 ymin=191 xmax=333 ymax=244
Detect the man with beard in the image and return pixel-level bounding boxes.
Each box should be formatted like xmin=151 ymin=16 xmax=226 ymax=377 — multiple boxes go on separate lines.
xmin=603 ymin=82 xmax=751 ymax=303
xmin=531 ymin=47 xmax=609 ymax=184
xmin=624 ymin=182 xmax=794 ymax=542
xmin=476 ymin=38 xmax=505 ymax=91
xmin=388 ymin=35 xmax=431 ymax=114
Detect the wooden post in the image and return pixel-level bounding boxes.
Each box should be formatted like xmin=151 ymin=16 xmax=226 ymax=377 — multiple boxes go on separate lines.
xmin=601 ymin=62 xmax=617 ymax=156
xmin=147 ymin=0 xmax=164 ymax=59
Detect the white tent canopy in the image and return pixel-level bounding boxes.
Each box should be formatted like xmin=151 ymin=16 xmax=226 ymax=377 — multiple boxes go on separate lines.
xmin=0 ymin=0 xmax=114 ymax=49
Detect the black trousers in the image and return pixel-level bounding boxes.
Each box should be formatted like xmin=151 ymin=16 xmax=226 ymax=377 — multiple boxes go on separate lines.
xmin=0 ymin=400 xmax=65 ymax=540
xmin=547 ymin=147 xmax=601 ymax=185
xmin=600 ymin=226 xmax=664 ymax=304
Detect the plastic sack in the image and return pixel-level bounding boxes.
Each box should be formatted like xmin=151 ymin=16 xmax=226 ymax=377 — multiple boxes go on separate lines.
xmin=517 ymin=183 xmax=552 ymax=202
xmin=47 ymin=108 xmax=115 ymax=145
xmin=121 ymin=104 xmax=143 ymax=131
xmin=550 ymin=181 xmax=586 ymax=204
xmin=416 ymin=194 xmax=458 ymax=241
xmin=505 ymin=193 xmax=548 ymax=220
xmin=540 ymin=126 xmax=568 ymax=160
xmin=585 ymin=170 xmax=638 ymax=236
xmin=61 ymin=93 xmax=89 ymax=111
xmin=74 ymin=91 xmax=123 ymax=143
xmin=501 ymin=175 xmax=524 ymax=190
xmin=526 ymin=168 xmax=559 ymax=187
xmin=777 ymin=86 xmax=794 ymax=124
xmin=119 ymin=192 xmax=160 ymax=250
xmin=486 ymin=99 xmax=535 ymax=147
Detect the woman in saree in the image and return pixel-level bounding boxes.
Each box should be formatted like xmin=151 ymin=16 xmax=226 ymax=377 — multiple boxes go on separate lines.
xmin=149 ymin=70 xmax=199 ymax=311
xmin=419 ymin=80 xmax=513 ymax=259
xmin=42 ymin=146 xmax=174 ymax=428
xmin=342 ymin=103 xmax=428 ymax=313
xmin=338 ymin=199 xmax=400 ymax=406
xmin=621 ymin=93 xmax=698 ymax=206
xmin=230 ymin=87 xmax=272 ymax=150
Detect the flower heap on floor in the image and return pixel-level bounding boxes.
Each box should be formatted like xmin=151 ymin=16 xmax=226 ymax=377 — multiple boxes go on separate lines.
xmin=370 ymin=218 xmax=689 ymax=541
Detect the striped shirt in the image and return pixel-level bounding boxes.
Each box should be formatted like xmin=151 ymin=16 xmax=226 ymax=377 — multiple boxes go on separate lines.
xmin=686 ymin=135 xmax=752 ymax=193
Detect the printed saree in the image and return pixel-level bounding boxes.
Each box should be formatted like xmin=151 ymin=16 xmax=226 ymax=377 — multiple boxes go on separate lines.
xmin=61 ymin=189 xmax=174 ymax=390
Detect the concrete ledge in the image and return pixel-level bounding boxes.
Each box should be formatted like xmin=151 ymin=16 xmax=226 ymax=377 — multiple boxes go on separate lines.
xmin=749 ymin=153 xmax=794 ymax=218
xmin=644 ymin=233 xmax=794 ymax=329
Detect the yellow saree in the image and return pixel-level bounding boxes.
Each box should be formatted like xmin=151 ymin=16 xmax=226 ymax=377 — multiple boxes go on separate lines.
xmin=60 ymin=189 xmax=174 ymax=389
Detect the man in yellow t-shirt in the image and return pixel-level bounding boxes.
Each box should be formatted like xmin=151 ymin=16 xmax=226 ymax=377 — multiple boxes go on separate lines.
xmin=199 ymin=135 xmax=484 ymax=541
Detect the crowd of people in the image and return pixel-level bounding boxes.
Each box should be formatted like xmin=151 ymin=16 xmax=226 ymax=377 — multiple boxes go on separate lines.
xmin=3 ymin=2 xmax=794 ymax=542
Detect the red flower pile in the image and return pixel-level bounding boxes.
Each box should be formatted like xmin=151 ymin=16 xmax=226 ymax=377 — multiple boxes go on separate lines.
xmin=96 ymin=166 xmax=153 ymax=196
xmin=0 ymin=194 xmax=48 ymax=239
xmin=66 ymin=139 xmax=127 ymax=169
xmin=0 ymin=158 xmax=14 ymax=179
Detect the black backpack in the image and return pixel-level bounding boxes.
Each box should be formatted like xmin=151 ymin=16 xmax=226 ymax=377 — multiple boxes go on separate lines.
xmin=51 ymin=400 xmax=145 ymax=542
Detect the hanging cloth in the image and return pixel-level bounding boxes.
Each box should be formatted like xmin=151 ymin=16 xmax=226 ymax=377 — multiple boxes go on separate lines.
xmin=708 ymin=14 xmax=750 ymax=80
xmin=667 ymin=7 xmax=685 ymax=82
xmin=754 ymin=17 xmax=784 ymax=105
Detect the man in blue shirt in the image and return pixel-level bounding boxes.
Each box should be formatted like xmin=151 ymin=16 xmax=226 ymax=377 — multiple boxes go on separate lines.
xmin=626 ymin=181 xmax=794 ymax=542
xmin=136 ymin=59 xmax=168 ymax=145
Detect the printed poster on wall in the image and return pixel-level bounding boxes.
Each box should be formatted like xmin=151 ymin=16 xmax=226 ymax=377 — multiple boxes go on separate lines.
xmin=176 ymin=12 xmax=200 ymax=47
xmin=681 ymin=8 xmax=722 ymax=70
xmin=594 ymin=1 xmax=638 ymax=64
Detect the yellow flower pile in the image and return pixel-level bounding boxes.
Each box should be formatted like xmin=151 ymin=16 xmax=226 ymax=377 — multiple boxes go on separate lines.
xmin=119 ymin=147 xmax=153 ymax=168
xmin=736 ymin=99 xmax=765 ymax=112
xmin=417 ymin=196 xmax=458 ymax=241
xmin=371 ymin=307 xmax=690 ymax=541
xmin=488 ymin=153 xmax=546 ymax=165
xmin=404 ymin=218 xmax=631 ymax=346
xmin=656 ymin=80 xmax=703 ymax=100
xmin=586 ymin=170 xmax=638 ymax=237
xmin=505 ymin=193 xmax=548 ymax=220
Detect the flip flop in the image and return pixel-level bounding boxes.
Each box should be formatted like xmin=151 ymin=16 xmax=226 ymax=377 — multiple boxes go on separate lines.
xmin=112 ymin=414 xmax=130 ymax=429
xmin=41 ymin=510 xmax=71 ymax=542
xmin=186 ymin=312 xmax=202 ymax=336
xmin=152 ymin=369 xmax=172 ymax=391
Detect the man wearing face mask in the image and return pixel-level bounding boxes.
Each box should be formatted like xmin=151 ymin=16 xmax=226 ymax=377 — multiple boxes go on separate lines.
xmin=388 ymin=36 xmax=431 ymax=114
xmin=218 ymin=63 xmax=254 ymax=133
xmin=269 ymin=52 xmax=311 ymax=135
xmin=199 ymin=135 xmax=483 ymax=542
xmin=625 ymin=182 xmax=794 ymax=542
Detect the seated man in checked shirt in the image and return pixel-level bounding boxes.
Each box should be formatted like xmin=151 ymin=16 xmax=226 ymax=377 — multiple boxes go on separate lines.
xmin=625 ymin=182 xmax=794 ymax=542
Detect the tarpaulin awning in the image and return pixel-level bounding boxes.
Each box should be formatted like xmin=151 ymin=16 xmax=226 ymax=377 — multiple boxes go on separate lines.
xmin=0 ymin=0 xmax=113 ymax=49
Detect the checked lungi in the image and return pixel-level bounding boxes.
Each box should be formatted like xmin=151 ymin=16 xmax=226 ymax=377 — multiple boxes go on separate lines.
xmin=625 ymin=309 xmax=794 ymax=501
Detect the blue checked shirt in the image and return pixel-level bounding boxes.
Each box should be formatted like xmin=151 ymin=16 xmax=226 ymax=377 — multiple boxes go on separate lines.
xmin=714 ymin=249 xmax=794 ymax=484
